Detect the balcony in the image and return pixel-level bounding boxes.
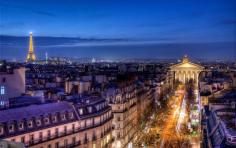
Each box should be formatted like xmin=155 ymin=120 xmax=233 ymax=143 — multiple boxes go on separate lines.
xmin=24 ymin=116 xmax=113 ymax=147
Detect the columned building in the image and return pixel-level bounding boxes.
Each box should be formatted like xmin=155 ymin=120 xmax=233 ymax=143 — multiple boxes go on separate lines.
xmin=170 ymin=55 xmax=204 ymax=84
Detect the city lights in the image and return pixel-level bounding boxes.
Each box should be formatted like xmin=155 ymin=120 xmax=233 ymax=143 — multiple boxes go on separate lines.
xmin=1 ymin=1 xmax=235 ymax=147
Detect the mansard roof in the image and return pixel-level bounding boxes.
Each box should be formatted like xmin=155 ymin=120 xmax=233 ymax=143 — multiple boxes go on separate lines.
xmin=0 ymin=102 xmax=73 ymax=123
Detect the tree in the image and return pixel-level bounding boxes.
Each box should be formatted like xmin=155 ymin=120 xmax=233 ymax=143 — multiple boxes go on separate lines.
xmin=164 ymin=133 xmax=191 ymax=148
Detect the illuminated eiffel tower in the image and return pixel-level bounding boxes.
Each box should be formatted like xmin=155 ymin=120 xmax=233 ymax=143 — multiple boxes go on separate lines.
xmin=26 ymin=32 xmax=36 ymax=62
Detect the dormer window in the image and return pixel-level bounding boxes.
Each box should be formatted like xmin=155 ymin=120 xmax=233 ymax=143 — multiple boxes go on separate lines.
xmin=44 ymin=118 xmax=50 ymax=124
xmin=8 ymin=124 xmax=14 ymax=133
xmin=28 ymin=121 xmax=33 ymax=128
xmin=18 ymin=122 xmax=24 ymax=130
xmin=61 ymin=114 xmax=66 ymax=121
xmin=88 ymin=107 xmax=92 ymax=113
xmin=79 ymin=109 xmax=83 ymax=115
xmin=69 ymin=112 xmax=74 ymax=119
xmin=95 ymin=105 xmax=99 ymax=111
xmin=52 ymin=116 xmax=57 ymax=123
xmin=36 ymin=119 xmax=41 ymax=126
xmin=0 ymin=126 xmax=4 ymax=135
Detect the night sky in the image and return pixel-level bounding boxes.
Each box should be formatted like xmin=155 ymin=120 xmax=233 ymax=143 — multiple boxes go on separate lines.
xmin=0 ymin=0 xmax=236 ymax=61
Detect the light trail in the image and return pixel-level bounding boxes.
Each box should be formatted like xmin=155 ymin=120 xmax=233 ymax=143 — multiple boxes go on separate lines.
xmin=160 ymin=90 xmax=184 ymax=148
xmin=176 ymin=95 xmax=186 ymax=133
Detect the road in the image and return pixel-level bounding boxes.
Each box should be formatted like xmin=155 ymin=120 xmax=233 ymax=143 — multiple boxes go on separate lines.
xmin=160 ymin=85 xmax=185 ymax=147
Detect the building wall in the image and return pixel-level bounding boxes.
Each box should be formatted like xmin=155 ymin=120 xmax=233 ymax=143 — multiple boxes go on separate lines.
xmin=0 ymin=67 xmax=25 ymax=107
xmin=4 ymin=113 xmax=113 ymax=148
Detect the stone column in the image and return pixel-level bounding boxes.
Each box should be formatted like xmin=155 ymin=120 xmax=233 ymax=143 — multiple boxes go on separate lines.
xmin=183 ymin=71 xmax=186 ymax=83
xmin=192 ymin=71 xmax=195 ymax=80
xmin=196 ymin=71 xmax=199 ymax=84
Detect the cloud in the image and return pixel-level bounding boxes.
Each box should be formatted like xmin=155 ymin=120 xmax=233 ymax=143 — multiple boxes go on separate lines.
xmin=0 ymin=1 xmax=56 ymax=17
xmin=0 ymin=22 xmax=25 ymax=28
xmin=216 ymin=19 xmax=236 ymax=26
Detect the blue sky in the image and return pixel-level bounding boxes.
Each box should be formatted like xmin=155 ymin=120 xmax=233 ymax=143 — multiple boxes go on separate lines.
xmin=0 ymin=0 xmax=236 ymax=60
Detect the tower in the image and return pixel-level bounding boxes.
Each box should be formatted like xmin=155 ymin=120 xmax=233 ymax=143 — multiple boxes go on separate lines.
xmin=26 ymin=32 xmax=36 ymax=62
xmin=45 ymin=52 xmax=48 ymax=64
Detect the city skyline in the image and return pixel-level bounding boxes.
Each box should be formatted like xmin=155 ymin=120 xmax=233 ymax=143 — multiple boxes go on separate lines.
xmin=0 ymin=1 xmax=236 ymax=147
xmin=0 ymin=0 xmax=236 ymax=61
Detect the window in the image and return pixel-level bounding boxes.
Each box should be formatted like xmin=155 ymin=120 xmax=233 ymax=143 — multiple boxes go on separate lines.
xmin=0 ymin=101 xmax=5 ymax=106
xmin=28 ymin=121 xmax=33 ymax=128
xmin=8 ymin=125 xmax=14 ymax=133
xmin=93 ymin=143 xmax=96 ymax=148
xmin=55 ymin=128 xmax=59 ymax=136
xmin=69 ymin=112 xmax=74 ymax=119
xmin=95 ymin=105 xmax=99 ymax=111
xmin=47 ymin=130 xmax=51 ymax=139
xmin=0 ymin=86 xmax=5 ymax=95
xmin=72 ymin=124 xmax=75 ymax=131
xmin=64 ymin=126 xmax=67 ymax=134
xmin=88 ymin=106 xmax=92 ymax=113
xmin=61 ymin=114 xmax=66 ymax=120
xmin=47 ymin=144 xmax=51 ymax=148
xmin=72 ymin=137 xmax=76 ymax=144
xmin=53 ymin=116 xmax=57 ymax=122
xmin=36 ymin=120 xmax=41 ymax=126
xmin=79 ymin=109 xmax=83 ymax=115
xmin=55 ymin=142 xmax=59 ymax=148
xmin=21 ymin=136 xmax=25 ymax=143
xmin=92 ymin=130 xmax=96 ymax=140
xmin=117 ymin=132 xmax=120 ymax=138
xmin=64 ymin=139 xmax=68 ymax=147
xmin=2 ymin=78 xmax=6 ymax=83
xmin=0 ymin=127 xmax=3 ymax=135
xmin=84 ymin=133 xmax=88 ymax=142
xmin=39 ymin=132 xmax=43 ymax=140
xmin=30 ymin=134 xmax=34 ymax=144
xmin=19 ymin=122 xmax=24 ymax=130
xmin=44 ymin=118 xmax=49 ymax=124
xmin=117 ymin=117 xmax=120 ymax=121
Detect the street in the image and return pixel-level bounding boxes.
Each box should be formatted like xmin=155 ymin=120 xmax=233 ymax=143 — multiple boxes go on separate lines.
xmin=160 ymin=85 xmax=186 ymax=147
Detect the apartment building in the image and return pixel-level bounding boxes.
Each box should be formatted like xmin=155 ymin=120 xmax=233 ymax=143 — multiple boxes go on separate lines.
xmin=0 ymin=96 xmax=113 ymax=148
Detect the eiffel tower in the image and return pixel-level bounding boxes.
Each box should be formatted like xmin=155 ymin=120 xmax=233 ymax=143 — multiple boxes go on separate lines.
xmin=26 ymin=32 xmax=36 ymax=62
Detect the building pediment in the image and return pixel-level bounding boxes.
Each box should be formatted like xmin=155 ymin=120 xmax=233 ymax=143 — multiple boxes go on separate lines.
xmin=170 ymin=62 xmax=203 ymax=70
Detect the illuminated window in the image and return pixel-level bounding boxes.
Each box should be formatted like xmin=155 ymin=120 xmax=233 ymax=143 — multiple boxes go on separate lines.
xmin=0 ymin=126 xmax=3 ymax=135
xmin=0 ymin=101 xmax=4 ymax=106
xmin=0 ymin=86 xmax=5 ymax=95
xmin=88 ymin=106 xmax=92 ymax=113
xmin=79 ymin=109 xmax=83 ymax=115
xmin=93 ymin=143 xmax=96 ymax=148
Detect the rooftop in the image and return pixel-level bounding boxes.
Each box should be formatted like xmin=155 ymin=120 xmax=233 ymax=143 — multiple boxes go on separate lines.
xmin=0 ymin=102 xmax=73 ymax=123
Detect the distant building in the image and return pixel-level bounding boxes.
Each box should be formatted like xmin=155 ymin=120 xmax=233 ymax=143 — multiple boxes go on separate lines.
xmin=170 ymin=55 xmax=204 ymax=84
xmin=65 ymin=80 xmax=91 ymax=95
xmin=0 ymin=61 xmax=25 ymax=108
